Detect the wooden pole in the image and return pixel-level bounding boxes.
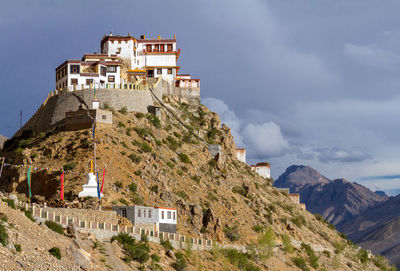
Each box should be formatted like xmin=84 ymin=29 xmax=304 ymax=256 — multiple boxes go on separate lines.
xmin=0 ymin=157 xmax=4 ymax=180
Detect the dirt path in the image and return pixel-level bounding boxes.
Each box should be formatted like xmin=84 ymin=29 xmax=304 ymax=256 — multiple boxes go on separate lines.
xmin=103 ymin=240 xmax=132 ymax=271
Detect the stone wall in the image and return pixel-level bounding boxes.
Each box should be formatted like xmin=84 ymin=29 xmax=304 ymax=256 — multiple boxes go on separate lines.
xmin=153 ymin=78 xmax=200 ymax=104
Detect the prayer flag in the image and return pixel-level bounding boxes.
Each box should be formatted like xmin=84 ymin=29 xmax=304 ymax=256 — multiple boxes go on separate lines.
xmin=96 ymin=171 xmax=101 ymax=199
xmin=60 ymin=171 xmax=64 ymax=201
xmin=27 ymin=166 xmax=32 ymax=199
xmin=100 ymin=168 xmax=105 ymax=194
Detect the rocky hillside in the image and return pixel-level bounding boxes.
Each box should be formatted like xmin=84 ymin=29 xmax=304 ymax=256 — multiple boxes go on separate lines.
xmin=0 ymin=99 xmax=395 ymax=270
xmin=340 ymin=194 xmax=400 ymax=268
xmin=275 ymin=165 xmax=388 ymax=226
xmin=0 ymin=134 xmax=7 ymax=150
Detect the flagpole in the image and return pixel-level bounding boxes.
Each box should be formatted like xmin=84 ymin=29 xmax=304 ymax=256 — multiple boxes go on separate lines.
xmin=0 ymin=157 xmax=5 ymax=180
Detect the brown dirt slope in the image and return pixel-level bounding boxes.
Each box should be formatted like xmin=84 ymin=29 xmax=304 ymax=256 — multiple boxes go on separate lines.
xmin=0 ymin=97 xmax=394 ymax=270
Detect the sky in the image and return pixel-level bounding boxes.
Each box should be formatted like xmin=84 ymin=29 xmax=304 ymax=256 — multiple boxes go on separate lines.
xmin=2 ymin=0 xmax=400 ymax=195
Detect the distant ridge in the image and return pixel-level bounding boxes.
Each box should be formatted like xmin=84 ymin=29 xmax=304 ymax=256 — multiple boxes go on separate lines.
xmin=275 ymin=165 xmax=388 ymax=226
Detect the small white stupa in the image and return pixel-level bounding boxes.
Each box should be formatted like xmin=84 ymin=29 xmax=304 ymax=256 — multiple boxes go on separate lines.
xmin=78 ymin=160 xmax=103 ymax=198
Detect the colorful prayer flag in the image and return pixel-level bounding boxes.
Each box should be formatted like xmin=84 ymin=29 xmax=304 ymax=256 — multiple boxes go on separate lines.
xmin=100 ymin=168 xmax=105 ymax=194
xmin=60 ymin=170 xmax=64 ymax=201
xmin=27 ymin=166 xmax=32 ymax=199
xmin=96 ymin=171 xmax=101 ymax=199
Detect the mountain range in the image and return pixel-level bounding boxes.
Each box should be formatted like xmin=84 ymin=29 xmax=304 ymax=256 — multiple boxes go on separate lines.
xmin=275 ymin=165 xmax=400 ymax=267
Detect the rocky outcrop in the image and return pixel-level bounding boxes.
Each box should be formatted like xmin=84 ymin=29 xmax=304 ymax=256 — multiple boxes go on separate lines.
xmin=0 ymin=134 xmax=7 ymax=150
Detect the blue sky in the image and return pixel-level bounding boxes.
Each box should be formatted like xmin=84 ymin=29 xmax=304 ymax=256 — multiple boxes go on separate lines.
xmin=2 ymin=0 xmax=400 ymax=195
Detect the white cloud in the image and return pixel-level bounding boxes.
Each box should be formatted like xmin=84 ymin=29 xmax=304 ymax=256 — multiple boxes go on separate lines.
xmin=344 ymin=43 xmax=400 ymax=70
xmin=202 ymin=97 xmax=243 ymax=146
xmin=314 ymin=147 xmax=370 ymax=163
xmin=242 ymin=122 xmax=290 ymax=158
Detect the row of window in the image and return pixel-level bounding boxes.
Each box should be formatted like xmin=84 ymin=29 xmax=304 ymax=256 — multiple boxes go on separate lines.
xmin=136 ymin=209 xmax=176 ymax=220
xmin=145 ymin=44 xmax=173 ymax=52
xmin=69 ymin=76 xmax=115 ymax=85
xmin=155 ymin=68 xmax=173 ymax=75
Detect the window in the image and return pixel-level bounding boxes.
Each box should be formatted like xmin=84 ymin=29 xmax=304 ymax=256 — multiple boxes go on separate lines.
xmin=102 ymin=115 xmax=107 ymax=120
xmin=173 ymin=212 xmax=176 ymax=220
xmin=70 ymin=65 xmax=80 ymax=74
xmin=138 ymin=209 xmax=141 ymax=217
xmin=148 ymin=210 xmax=151 ymax=218
xmin=167 ymin=211 xmax=171 ymax=219
xmin=144 ymin=210 xmax=146 ymax=218
xmin=168 ymin=68 xmax=172 ymax=74
xmin=108 ymin=75 xmax=115 ymax=82
xmin=86 ymin=79 xmax=93 ymax=85
xmin=157 ymin=69 xmax=162 ymax=75
xmin=100 ymin=66 xmax=106 ymax=76
xmin=71 ymin=79 xmax=78 ymax=85
xmin=161 ymin=211 xmax=164 ymax=219
xmin=167 ymin=44 xmax=172 ymax=51
xmin=122 ymin=209 xmax=127 ymax=218
xmin=107 ymin=66 xmax=117 ymax=73
xmin=146 ymin=44 xmax=152 ymax=52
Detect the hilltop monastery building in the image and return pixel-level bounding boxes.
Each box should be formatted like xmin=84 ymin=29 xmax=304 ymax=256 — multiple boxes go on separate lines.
xmin=55 ymin=32 xmax=199 ymax=90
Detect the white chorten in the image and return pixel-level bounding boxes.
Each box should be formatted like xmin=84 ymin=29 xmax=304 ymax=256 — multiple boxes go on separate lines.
xmin=78 ymin=160 xmax=103 ymax=198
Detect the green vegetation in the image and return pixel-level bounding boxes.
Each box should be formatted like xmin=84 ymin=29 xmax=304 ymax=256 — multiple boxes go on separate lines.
xmin=150 ymin=185 xmax=158 ymax=193
xmin=130 ymin=195 xmax=144 ymax=205
xmin=135 ymin=112 xmax=145 ymax=119
xmin=174 ymin=190 xmax=189 ymax=201
xmin=160 ymin=239 xmax=174 ymax=251
xmin=222 ymin=249 xmax=260 ymax=271
xmin=63 ymin=162 xmax=76 ymax=171
xmin=257 ymin=227 xmax=275 ymax=259
xmin=178 ymin=153 xmax=191 ymax=163
xmin=357 ymin=248 xmax=369 ymax=264
xmin=119 ymin=198 xmax=130 ymax=205
xmin=117 ymin=121 xmax=125 ymax=128
xmin=128 ymin=183 xmax=137 ymax=193
xmin=114 ymin=181 xmax=123 ymax=189
xmin=134 ymin=127 xmax=154 ymax=139
xmin=252 ymin=225 xmax=264 ymax=233
xmin=223 ymin=225 xmax=240 ymax=242
xmin=49 ymin=247 xmax=61 ymax=259
xmin=232 ymin=186 xmax=247 ymax=197
xmin=314 ymin=213 xmax=335 ymax=230
xmin=372 ymin=255 xmax=397 ymax=271
xmin=45 ymin=220 xmax=64 ymax=234
xmin=24 ymin=210 xmax=35 ymax=222
xmin=323 ymin=250 xmax=331 ymax=258
xmin=146 ymin=114 xmax=161 ymax=128
xmin=301 ymin=242 xmax=319 ymax=269
xmin=292 ymin=257 xmax=309 ymax=271
xmin=128 ymin=153 xmax=142 ymax=164
xmin=112 ymin=232 xmax=150 ymax=264
xmin=134 ymin=170 xmax=142 ymax=176
xmin=15 ymin=243 xmax=22 ymax=252
xmin=172 ymin=252 xmax=187 ymax=271
xmin=119 ymin=107 xmax=128 ymax=114
xmin=282 ymin=234 xmax=294 ymax=253
xmin=139 ymin=142 xmax=152 ymax=153
xmin=166 ymin=135 xmax=179 ymax=151
xmin=0 ymin=223 xmax=8 ymax=246
xmin=1 ymin=199 xmax=15 ymax=209
xmin=291 ymin=215 xmax=306 ymax=228
xmin=333 ymin=240 xmax=346 ymax=254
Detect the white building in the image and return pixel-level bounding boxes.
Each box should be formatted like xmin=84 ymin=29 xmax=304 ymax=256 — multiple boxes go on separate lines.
xmin=236 ymin=148 xmax=246 ymax=163
xmin=101 ymin=33 xmax=181 ymax=83
xmin=251 ymin=162 xmax=271 ymax=179
xmin=112 ymin=205 xmax=177 ymax=233
xmin=56 ymin=54 xmax=122 ymax=90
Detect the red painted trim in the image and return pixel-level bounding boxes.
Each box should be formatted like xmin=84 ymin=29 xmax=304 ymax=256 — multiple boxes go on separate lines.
xmin=154 ymin=207 xmax=177 ymax=210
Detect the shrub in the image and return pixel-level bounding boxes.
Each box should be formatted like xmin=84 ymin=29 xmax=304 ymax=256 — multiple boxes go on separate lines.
xmin=173 ymin=132 xmax=181 ymax=138
xmin=24 ymin=210 xmax=35 ymax=222
xmin=323 ymin=250 xmax=331 ymax=258
xmin=172 ymin=252 xmax=187 ymax=271
xmin=282 ymin=234 xmax=294 ymax=253
xmin=103 ymin=103 xmax=109 ymax=109
xmin=222 ymin=249 xmax=260 ymax=271
xmin=333 ymin=240 xmax=346 ymax=254
xmin=314 ymin=213 xmax=335 ymax=230
xmin=292 ymin=257 xmax=308 ymax=271
xmin=178 ymin=153 xmax=191 ymax=163
xmin=161 ymin=239 xmax=174 ymax=251
xmin=207 ymin=192 xmax=218 ymax=202
xmin=124 ymin=242 xmax=150 ymax=264
xmin=129 ymin=153 xmax=142 ymax=164
xmin=134 ymin=170 xmax=142 ymax=176
xmin=119 ymin=107 xmax=128 ymax=114
xmin=291 ymin=215 xmax=306 ymax=228
xmin=166 ymin=136 xmax=179 ymax=151
xmin=49 ymin=247 xmax=61 ymax=259
xmin=174 ymin=190 xmax=188 ymax=201
xmin=114 ymin=181 xmax=123 ymax=189
xmin=224 ymin=225 xmax=240 ymax=242
xmin=258 ymin=227 xmax=275 ymax=259
xmin=0 ymin=224 xmax=8 ymax=246
xmin=358 ymin=248 xmax=369 ymax=264
xmin=1 ymin=199 xmax=15 ymax=209
xmin=15 ymin=243 xmax=21 ymax=252
xmin=191 ymin=175 xmax=200 ymax=183
xmin=301 ymin=243 xmax=319 ymax=268
xmin=140 ymin=142 xmax=152 ymax=153
xmin=134 ymin=127 xmax=154 ymax=138
xmin=146 ymin=114 xmax=161 ymax=128
xmin=111 ymin=232 xmax=135 ymax=245
xmin=232 ymin=186 xmax=247 ymax=197
xmin=63 ymin=162 xmax=76 ymax=171
xmin=117 ymin=121 xmax=125 ymax=128
xmin=119 ymin=198 xmax=130 ymax=205
xmin=131 ymin=195 xmax=144 ymax=205
xmin=135 ymin=112 xmax=145 ymax=119
xmin=166 ymin=161 xmax=175 ymax=168
xmin=45 ymin=220 xmax=64 ymax=235
xmin=128 ymin=183 xmax=137 ymax=193
xmin=150 ymin=185 xmax=158 ymax=193
xmin=252 ymin=225 xmax=263 ymax=233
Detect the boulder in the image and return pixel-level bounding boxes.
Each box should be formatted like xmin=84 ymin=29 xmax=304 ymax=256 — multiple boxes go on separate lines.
xmin=8 ymin=194 xmax=18 ymax=207
xmin=66 ymin=222 xmax=77 ymax=239
xmin=71 ymin=248 xmax=91 ymax=270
